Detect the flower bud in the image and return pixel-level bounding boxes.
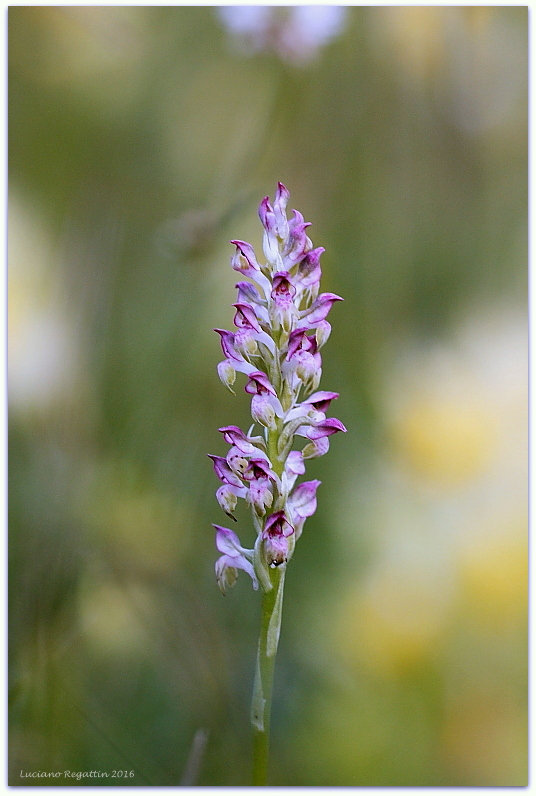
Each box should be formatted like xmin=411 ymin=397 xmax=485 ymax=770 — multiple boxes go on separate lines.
xmin=251 ymin=394 xmax=277 ymax=430
xmin=215 ymin=557 xmax=238 ymax=593
xmin=283 ymin=210 xmax=312 ymax=265
xmin=301 ymin=436 xmax=330 ymax=459
xmin=273 ymin=182 xmax=290 ymax=240
xmin=310 ymin=368 xmax=322 ymax=392
xmin=216 ymin=484 xmax=239 ymax=518
xmin=217 ymin=360 xmax=236 ymax=393
xmin=263 ymin=533 xmax=289 ymax=568
xmin=259 ymin=197 xmax=280 ymax=264
xmin=294 ymin=350 xmax=319 ymax=382
xmin=315 ymin=320 xmax=331 ymax=349
xmin=296 ymin=247 xmax=323 ymax=290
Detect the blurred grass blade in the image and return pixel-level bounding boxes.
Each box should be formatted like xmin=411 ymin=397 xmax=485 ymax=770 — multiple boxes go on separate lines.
xmin=179 ymin=729 xmax=208 ymax=786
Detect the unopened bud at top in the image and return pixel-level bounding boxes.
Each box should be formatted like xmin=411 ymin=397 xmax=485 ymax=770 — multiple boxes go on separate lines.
xmin=273 ymin=181 xmax=290 ymax=240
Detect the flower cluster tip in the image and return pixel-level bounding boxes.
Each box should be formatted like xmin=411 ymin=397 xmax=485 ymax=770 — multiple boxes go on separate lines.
xmin=209 ymin=183 xmax=346 ymax=594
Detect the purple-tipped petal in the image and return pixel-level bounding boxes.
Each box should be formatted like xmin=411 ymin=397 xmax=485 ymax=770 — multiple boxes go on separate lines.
xmin=298 ymin=417 xmax=347 ymax=440
xmin=288 ymin=208 xmax=307 ymax=232
xmin=295 ymin=247 xmax=324 ymax=289
xmin=208 ymin=454 xmax=244 ymax=487
xmin=258 ymin=196 xmax=276 ymax=233
xmin=285 ymin=450 xmax=306 ymax=477
xmin=287 ymin=329 xmax=306 ymax=361
xmin=245 ymin=371 xmax=277 ymax=396
xmin=219 ymin=425 xmax=255 ymax=454
xmin=230 ymin=239 xmax=261 ymax=272
xmin=263 ymin=510 xmax=294 ymax=538
xmin=300 ymin=293 xmax=344 ymax=325
xmin=273 ymin=182 xmax=290 ymax=238
xmin=275 ymin=182 xmax=290 ymax=211
xmin=259 ymin=197 xmax=280 ymax=262
xmin=303 ymin=391 xmax=339 ymax=413
xmin=214 ymin=328 xmax=241 ymax=361
xmin=286 ymin=329 xmax=317 ymax=361
xmin=235 ymin=281 xmax=265 ymax=306
xmin=231 ymin=241 xmax=272 ymax=295
xmin=214 ymin=524 xmax=246 ymax=557
xmin=284 ymin=209 xmax=312 ymax=264
xmin=233 ymin=302 xmax=262 ymax=333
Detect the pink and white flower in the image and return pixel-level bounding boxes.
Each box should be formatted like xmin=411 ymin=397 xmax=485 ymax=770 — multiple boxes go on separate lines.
xmin=209 ymin=183 xmax=346 ymax=591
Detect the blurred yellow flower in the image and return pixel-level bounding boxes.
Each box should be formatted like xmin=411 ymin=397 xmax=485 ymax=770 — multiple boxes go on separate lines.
xmin=458 ymin=520 xmax=527 ymax=629
xmin=335 ymin=566 xmax=453 ymax=677
xmin=392 ymin=397 xmax=495 ymax=486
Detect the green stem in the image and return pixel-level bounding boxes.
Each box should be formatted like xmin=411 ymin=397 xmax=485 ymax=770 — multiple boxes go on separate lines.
xmin=267 ymin=427 xmax=281 ymax=471
xmin=251 ymin=566 xmax=285 ymax=786
xmin=251 ymin=422 xmax=287 ymax=785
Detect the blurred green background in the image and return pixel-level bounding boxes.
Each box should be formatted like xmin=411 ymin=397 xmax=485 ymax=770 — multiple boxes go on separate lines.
xmin=8 ymin=6 xmax=527 ymax=786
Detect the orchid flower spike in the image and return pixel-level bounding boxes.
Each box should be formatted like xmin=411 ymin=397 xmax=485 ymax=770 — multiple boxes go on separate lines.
xmin=209 ymin=183 xmax=345 ymax=592
xmin=209 ymin=183 xmax=346 ymax=778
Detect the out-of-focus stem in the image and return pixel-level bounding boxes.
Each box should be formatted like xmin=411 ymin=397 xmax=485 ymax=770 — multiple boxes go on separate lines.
xmin=252 ymin=426 xmax=286 ymax=786
xmin=251 ymin=565 xmax=285 ymax=786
